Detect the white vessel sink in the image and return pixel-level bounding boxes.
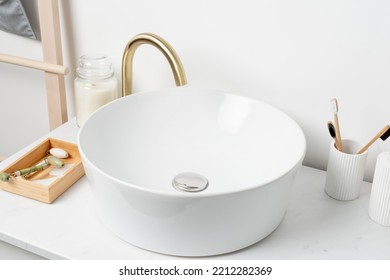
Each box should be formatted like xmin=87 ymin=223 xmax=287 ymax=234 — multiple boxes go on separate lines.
xmin=78 ymin=87 xmax=306 ymax=256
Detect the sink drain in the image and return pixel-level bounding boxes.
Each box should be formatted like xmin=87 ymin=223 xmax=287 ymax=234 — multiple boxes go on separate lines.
xmin=172 ymin=172 xmax=208 ymax=192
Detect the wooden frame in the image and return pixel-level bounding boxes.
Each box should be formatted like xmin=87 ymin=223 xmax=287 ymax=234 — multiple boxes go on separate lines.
xmin=0 ymin=0 xmax=68 ymax=131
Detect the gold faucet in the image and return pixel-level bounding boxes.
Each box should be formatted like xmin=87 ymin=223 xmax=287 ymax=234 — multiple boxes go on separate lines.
xmin=121 ymin=33 xmax=187 ymax=97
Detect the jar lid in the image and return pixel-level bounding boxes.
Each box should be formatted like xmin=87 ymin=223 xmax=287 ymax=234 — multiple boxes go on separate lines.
xmin=76 ymin=54 xmax=113 ymax=80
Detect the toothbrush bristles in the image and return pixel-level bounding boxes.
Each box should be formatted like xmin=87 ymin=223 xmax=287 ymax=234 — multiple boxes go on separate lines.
xmin=380 ymin=125 xmax=390 ymax=141
xmin=330 ymin=98 xmax=339 ymax=113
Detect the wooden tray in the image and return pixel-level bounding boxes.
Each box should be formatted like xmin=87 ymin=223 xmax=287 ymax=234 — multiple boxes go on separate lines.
xmin=0 ymin=138 xmax=84 ymax=203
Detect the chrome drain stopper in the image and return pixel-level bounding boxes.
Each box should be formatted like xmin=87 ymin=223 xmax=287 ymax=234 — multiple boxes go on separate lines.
xmin=172 ymin=172 xmax=208 ymax=193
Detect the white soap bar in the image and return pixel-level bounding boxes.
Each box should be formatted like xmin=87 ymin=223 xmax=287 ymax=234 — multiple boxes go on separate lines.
xmin=49 ymin=148 xmax=69 ymax=159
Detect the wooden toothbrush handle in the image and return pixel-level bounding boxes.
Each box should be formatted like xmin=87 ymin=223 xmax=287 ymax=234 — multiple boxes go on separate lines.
xmin=357 ymin=126 xmax=389 ymax=154
xmin=334 ymin=114 xmax=343 ymax=151
xmin=358 ymin=137 xmax=379 ymax=154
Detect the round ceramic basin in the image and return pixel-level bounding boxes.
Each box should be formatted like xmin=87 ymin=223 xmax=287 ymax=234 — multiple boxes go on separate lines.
xmin=78 ymin=87 xmax=306 ymax=256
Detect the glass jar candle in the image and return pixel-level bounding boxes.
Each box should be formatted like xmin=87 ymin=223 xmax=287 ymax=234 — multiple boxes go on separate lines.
xmin=74 ymin=54 xmax=118 ymax=127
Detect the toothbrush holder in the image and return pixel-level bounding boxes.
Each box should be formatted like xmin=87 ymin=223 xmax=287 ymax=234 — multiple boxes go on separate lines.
xmin=325 ymin=139 xmax=368 ymax=201
xmin=368 ymin=152 xmax=390 ymax=226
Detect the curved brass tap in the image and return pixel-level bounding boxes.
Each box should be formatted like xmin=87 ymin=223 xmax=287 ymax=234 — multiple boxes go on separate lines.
xmin=121 ymin=33 xmax=187 ymax=97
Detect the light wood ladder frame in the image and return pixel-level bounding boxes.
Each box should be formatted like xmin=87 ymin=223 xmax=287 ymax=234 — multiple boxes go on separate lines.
xmin=0 ymin=0 xmax=68 ymax=161
xmin=0 ymin=0 xmax=68 ymax=129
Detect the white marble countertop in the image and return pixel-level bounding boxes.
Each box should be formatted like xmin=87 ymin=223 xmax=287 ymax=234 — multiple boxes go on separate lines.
xmin=0 ymin=119 xmax=389 ymax=260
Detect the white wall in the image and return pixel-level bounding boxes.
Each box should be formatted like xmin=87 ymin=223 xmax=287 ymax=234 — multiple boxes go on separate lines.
xmin=1 ymin=0 xmax=390 ymax=181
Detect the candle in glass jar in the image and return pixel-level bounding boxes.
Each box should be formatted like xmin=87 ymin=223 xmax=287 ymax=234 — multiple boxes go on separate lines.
xmin=74 ymin=54 xmax=118 ymax=127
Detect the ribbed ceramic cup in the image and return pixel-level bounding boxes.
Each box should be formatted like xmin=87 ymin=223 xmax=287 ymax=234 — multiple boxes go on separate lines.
xmin=325 ymin=139 xmax=368 ymax=201
xmin=368 ymin=152 xmax=390 ymax=226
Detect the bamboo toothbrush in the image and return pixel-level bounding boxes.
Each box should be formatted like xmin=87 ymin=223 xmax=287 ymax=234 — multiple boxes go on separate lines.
xmin=330 ymin=98 xmax=343 ymax=151
xmin=357 ymin=125 xmax=390 ymax=154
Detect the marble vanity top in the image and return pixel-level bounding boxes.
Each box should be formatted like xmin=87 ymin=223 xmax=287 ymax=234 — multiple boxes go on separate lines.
xmin=0 ymin=119 xmax=389 ymax=259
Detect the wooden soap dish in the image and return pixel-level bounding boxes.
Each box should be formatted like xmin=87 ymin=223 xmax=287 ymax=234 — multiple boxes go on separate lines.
xmin=0 ymin=138 xmax=84 ymax=203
